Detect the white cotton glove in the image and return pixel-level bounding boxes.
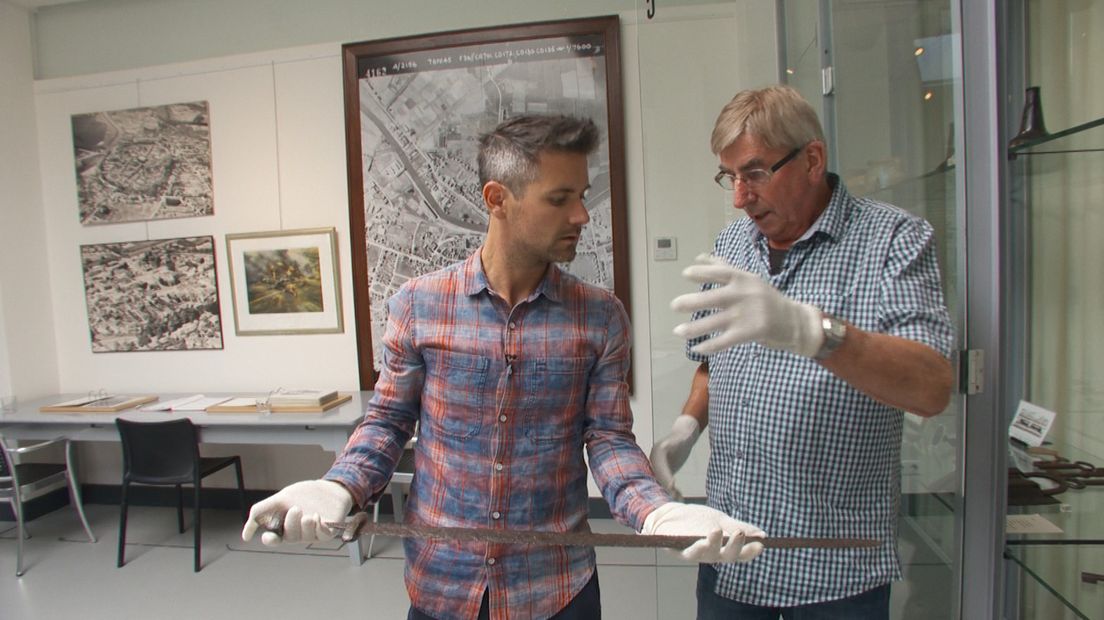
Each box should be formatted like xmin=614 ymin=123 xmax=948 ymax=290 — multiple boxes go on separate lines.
xmin=642 ymin=502 xmax=765 ymax=563
xmin=649 ymin=415 xmax=702 ymax=501
xmin=241 ymin=479 xmax=353 ymax=546
xmin=671 ymin=254 xmax=824 ymax=356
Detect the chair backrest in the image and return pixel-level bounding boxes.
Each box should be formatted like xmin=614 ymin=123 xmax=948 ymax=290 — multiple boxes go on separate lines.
xmin=115 ymin=418 xmax=200 ymax=484
xmin=0 ymin=434 xmax=13 ymax=492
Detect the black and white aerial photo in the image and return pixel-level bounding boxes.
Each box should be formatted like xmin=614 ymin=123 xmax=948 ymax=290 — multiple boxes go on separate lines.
xmin=356 ymin=33 xmax=616 ymax=369
xmin=80 ymin=236 xmax=223 ymax=352
xmin=72 ymin=101 xmax=214 ymax=225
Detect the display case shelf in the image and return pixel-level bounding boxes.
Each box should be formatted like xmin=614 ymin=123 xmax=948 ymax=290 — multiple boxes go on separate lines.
xmin=1008 ymin=115 xmax=1104 ymax=158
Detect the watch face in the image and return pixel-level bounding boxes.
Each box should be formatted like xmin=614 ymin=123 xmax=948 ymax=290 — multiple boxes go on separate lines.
xmin=816 ymin=314 xmax=846 ymax=360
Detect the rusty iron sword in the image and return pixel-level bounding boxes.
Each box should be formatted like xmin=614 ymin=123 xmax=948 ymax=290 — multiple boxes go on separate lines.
xmin=257 ymin=513 xmax=878 ymax=550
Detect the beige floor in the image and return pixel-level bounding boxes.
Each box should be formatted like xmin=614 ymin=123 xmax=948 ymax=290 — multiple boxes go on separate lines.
xmin=0 ymin=503 xmax=952 ymax=619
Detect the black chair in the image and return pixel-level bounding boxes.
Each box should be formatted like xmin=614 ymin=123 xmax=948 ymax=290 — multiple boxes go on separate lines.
xmin=115 ymin=418 xmax=246 ymax=572
xmin=0 ymin=432 xmax=97 ymax=576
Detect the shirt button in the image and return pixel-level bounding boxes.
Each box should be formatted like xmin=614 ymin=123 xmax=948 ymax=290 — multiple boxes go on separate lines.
xmin=499 ymin=415 xmax=507 ymax=423
xmin=487 ymin=557 xmax=496 ymax=566
xmin=734 ymin=449 xmax=744 ymax=459
xmin=495 ymin=463 xmax=504 ymax=472
xmin=492 ymin=511 xmax=501 ymax=520
xmin=508 ymin=322 xmax=516 ymax=330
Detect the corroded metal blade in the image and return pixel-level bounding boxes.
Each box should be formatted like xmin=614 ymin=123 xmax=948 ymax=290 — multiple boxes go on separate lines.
xmin=318 ymin=514 xmax=879 ymax=550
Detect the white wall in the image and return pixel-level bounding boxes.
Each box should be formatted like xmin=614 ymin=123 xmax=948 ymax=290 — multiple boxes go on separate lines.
xmin=0 ymin=2 xmax=61 ymax=405
xmin=34 ymin=46 xmax=360 ymax=396
xmin=31 ymin=44 xmax=364 ymax=486
xmin=15 ymin=0 xmax=779 ymax=490
xmin=30 ymin=0 xmax=641 ymax=79
xmin=632 ymin=2 xmax=779 ymax=497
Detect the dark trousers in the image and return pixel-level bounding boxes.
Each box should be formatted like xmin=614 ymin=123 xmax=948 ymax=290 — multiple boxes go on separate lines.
xmin=408 ymin=570 xmax=601 ymax=620
xmin=697 ymin=564 xmax=890 ymax=620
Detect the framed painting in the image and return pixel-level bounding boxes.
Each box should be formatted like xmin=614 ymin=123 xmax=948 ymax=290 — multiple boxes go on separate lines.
xmin=342 ymin=15 xmax=628 ymax=388
xmin=80 ymin=236 xmax=222 ymax=352
xmin=225 ymin=228 xmax=344 ymax=336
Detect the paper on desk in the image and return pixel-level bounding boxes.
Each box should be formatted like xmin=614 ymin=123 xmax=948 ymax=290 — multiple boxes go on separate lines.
xmin=140 ymin=395 xmax=232 ymax=411
xmin=1006 ymin=514 xmax=1063 ymax=534
xmin=218 ymin=397 xmax=260 ymax=407
xmin=53 ymin=394 xmax=116 ymax=407
xmin=175 ymin=397 xmax=231 ymax=411
xmin=141 ymin=394 xmax=206 ymax=411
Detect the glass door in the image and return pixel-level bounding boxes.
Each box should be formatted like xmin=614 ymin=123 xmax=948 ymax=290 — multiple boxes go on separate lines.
xmin=811 ymin=1 xmax=968 ymax=617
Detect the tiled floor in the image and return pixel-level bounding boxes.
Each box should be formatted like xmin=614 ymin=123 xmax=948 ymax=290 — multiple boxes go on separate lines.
xmin=0 ymin=504 xmax=953 ymax=619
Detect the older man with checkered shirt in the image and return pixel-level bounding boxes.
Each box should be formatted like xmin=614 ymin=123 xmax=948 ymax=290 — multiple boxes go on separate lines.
xmin=651 ymin=85 xmax=955 ymax=619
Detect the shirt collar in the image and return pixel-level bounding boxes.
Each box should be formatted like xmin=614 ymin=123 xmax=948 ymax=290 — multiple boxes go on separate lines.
xmin=462 ymin=248 xmax=564 ymax=304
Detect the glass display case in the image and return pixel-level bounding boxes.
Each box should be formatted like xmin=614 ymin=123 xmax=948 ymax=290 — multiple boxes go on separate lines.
xmin=1004 ymin=1 xmax=1104 ymax=618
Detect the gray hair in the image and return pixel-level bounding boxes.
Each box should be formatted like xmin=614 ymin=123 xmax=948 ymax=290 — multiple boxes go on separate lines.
xmin=478 ymin=115 xmax=599 ymax=196
xmin=710 ymin=85 xmax=825 ymax=155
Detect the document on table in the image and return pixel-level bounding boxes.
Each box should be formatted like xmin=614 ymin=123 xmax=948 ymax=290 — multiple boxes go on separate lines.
xmin=53 ymin=394 xmax=117 ymax=407
xmin=1006 ymin=514 xmax=1063 ymax=534
xmin=140 ymin=395 xmax=230 ymax=411
xmin=217 ymin=397 xmax=260 ymax=407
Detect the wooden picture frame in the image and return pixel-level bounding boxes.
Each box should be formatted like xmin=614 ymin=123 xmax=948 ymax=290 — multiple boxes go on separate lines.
xmin=342 ymin=15 xmax=629 ymax=388
xmin=225 ymin=227 xmax=344 ymax=336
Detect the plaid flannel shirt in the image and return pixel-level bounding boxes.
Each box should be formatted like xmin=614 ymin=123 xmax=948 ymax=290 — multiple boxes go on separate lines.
xmin=327 ymin=250 xmax=669 ymax=620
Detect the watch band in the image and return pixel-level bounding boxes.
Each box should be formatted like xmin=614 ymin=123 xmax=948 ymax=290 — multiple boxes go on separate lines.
xmin=814 ymin=313 xmax=847 ymax=360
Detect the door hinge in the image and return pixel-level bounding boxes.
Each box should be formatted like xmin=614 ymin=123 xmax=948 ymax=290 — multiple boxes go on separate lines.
xmin=959 ymin=349 xmax=984 ymax=395
xmin=821 ymin=66 xmax=834 ymax=96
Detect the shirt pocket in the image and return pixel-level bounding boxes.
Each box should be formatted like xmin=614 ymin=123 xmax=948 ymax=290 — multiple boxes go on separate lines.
xmin=422 ymin=348 xmax=490 ymax=440
xmin=522 ymin=356 xmax=591 ymax=444
xmin=791 ymin=282 xmax=856 ymax=318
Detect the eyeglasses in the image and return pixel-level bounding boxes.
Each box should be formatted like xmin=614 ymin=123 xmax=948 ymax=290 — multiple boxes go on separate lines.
xmin=714 ymin=146 xmax=803 ymax=191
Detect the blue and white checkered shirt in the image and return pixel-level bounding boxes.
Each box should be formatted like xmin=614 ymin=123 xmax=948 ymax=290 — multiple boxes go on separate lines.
xmin=688 ymin=175 xmax=954 ymax=607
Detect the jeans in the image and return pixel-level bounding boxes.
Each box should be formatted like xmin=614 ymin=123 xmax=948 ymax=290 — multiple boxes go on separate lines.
xmin=408 ymin=570 xmax=601 ymax=620
xmin=697 ymin=564 xmax=890 ymax=620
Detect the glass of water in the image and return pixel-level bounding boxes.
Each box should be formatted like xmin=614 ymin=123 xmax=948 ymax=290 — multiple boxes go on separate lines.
xmin=256 ymin=390 xmax=275 ymax=416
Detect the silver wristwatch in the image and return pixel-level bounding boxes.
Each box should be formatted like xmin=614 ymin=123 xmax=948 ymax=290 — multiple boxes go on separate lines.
xmin=814 ymin=313 xmax=847 ymax=360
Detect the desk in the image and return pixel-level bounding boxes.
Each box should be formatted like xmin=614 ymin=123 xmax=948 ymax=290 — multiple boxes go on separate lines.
xmin=0 ymin=392 xmax=372 ymax=564
xmin=1006 ymin=441 xmax=1104 ymax=618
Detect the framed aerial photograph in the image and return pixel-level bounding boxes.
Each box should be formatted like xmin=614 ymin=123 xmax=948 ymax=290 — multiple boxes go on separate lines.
xmin=225 ymin=228 xmax=343 ymax=336
xmin=71 ymin=101 xmax=214 ymax=225
xmin=80 ymin=236 xmax=223 ymax=352
xmin=342 ymin=15 xmax=628 ymax=387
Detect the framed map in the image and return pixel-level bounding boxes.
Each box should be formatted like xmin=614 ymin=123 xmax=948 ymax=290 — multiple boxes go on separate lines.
xmin=342 ymin=16 xmax=628 ymax=388
xmin=71 ymin=101 xmax=214 ymax=225
xmin=80 ymin=236 xmax=222 ymax=352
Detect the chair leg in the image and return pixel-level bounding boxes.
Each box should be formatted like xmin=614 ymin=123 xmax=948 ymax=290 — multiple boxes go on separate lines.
xmin=194 ymin=481 xmax=202 ymax=572
xmin=366 ymin=500 xmax=381 ymax=559
xmin=176 ymin=484 xmax=185 ymax=534
xmin=65 ymin=440 xmax=97 ymax=543
xmin=234 ymin=458 xmax=246 ymax=525
xmin=13 ymin=494 xmax=26 ymax=577
xmin=117 ymin=482 xmax=129 ymax=568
